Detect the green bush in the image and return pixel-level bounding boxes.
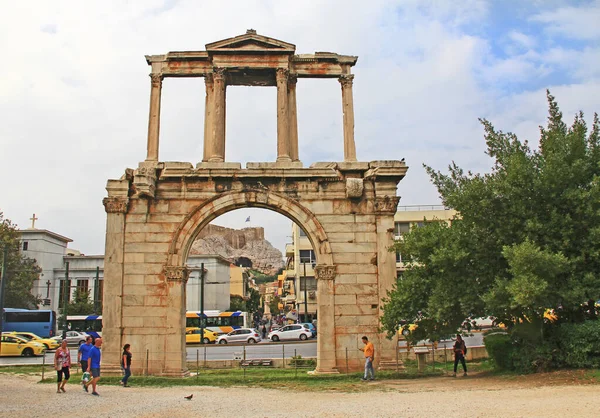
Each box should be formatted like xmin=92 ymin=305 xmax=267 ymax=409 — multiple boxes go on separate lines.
xmin=289 ymin=355 xmax=316 ymax=368
xmin=484 ymin=333 xmax=514 ymax=370
xmin=555 ymin=321 xmax=600 ymax=368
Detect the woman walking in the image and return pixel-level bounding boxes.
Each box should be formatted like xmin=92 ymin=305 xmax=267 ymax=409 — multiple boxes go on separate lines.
xmin=453 ymin=335 xmax=468 ymax=377
xmin=120 ymin=344 xmax=132 ymax=387
xmin=54 ymin=339 xmax=71 ymax=393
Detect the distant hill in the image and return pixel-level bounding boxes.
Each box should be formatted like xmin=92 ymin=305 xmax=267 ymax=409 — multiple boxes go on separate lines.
xmin=190 ymin=224 xmax=284 ymax=275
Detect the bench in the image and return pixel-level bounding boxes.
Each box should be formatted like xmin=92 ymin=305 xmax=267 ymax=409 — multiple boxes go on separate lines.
xmin=240 ymin=359 xmax=273 ymax=367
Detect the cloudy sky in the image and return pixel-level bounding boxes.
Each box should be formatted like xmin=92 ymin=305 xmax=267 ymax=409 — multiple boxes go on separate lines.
xmin=1 ymin=0 xmax=599 ymax=256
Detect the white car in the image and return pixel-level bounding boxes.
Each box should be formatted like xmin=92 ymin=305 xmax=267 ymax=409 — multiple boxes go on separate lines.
xmin=268 ymin=324 xmax=312 ymax=342
xmin=216 ymin=328 xmax=261 ymax=344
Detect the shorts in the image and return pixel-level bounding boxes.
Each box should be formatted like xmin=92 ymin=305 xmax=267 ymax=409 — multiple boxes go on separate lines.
xmin=80 ymin=360 xmax=88 ymax=373
xmin=91 ymin=367 xmax=101 ymax=378
xmin=57 ymin=367 xmax=70 ymax=382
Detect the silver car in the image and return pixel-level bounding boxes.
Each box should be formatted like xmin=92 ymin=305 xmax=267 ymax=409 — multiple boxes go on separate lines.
xmin=216 ymin=328 xmax=261 ymax=344
xmin=51 ymin=331 xmax=89 ymax=346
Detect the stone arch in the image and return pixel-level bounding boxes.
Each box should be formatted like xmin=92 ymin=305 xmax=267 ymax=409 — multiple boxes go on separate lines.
xmin=166 ymin=189 xmax=333 ymax=268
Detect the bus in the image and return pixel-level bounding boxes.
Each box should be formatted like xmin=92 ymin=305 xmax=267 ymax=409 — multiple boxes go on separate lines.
xmin=186 ymin=311 xmax=248 ymax=335
xmin=66 ymin=315 xmax=102 ymax=339
xmin=2 ymin=308 xmax=57 ymax=338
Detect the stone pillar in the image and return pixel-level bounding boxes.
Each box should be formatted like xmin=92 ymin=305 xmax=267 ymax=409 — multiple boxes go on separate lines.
xmin=101 ymin=194 xmax=129 ymax=374
xmin=314 ymin=264 xmax=338 ymax=373
xmin=210 ymin=67 xmax=226 ymax=162
xmin=163 ymin=266 xmax=190 ymax=376
xmin=202 ymin=74 xmax=215 ymax=162
xmin=374 ymin=195 xmax=401 ymax=368
xmin=146 ymin=73 xmax=163 ymax=162
xmin=276 ymin=68 xmax=291 ymax=162
xmin=288 ymin=74 xmax=299 ymax=161
xmin=339 ymin=75 xmax=357 ymax=162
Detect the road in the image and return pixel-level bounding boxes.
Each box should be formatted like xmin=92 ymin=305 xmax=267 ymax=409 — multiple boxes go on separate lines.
xmin=0 ymin=333 xmax=486 ymax=366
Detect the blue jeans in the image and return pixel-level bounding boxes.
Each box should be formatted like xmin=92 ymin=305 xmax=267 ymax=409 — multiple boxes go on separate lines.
xmin=121 ymin=367 xmax=131 ymax=385
xmin=364 ymin=357 xmax=375 ymax=380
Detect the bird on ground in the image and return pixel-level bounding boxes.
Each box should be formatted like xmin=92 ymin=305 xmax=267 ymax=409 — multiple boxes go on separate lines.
xmin=184 ymin=394 xmax=193 ymax=400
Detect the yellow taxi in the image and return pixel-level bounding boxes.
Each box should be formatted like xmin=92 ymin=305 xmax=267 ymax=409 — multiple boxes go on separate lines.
xmin=0 ymin=334 xmax=46 ymax=357
xmin=185 ymin=328 xmax=218 ymax=344
xmin=7 ymin=332 xmax=60 ymax=350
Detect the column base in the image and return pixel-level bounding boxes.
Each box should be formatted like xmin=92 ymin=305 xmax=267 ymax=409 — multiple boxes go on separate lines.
xmin=196 ymin=162 xmax=242 ymax=169
xmin=247 ymin=161 xmax=303 ymax=169
xmin=308 ymin=368 xmax=340 ymax=375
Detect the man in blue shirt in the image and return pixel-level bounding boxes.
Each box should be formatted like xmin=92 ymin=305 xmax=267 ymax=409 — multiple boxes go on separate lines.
xmin=78 ymin=336 xmax=93 ymax=372
xmin=83 ymin=337 xmax=102 ymax=396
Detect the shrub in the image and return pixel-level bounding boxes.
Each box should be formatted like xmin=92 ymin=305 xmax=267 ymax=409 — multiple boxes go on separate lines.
xmin=554 ymin=321 xmax=600 ymax=368
xmin=289 ymin=355 xmax=316 ymax=368
xmin=484 ymin=333 xmax=513 ymax=370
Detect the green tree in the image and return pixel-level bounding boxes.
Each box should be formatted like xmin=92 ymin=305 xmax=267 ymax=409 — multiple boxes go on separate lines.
xmin=0 ymin=212 xmax=41 ymax=309
xmin=57 ymin=288 xmax=96 ymax=330
xmin=381 ymin=92 xmax=600 ymax=342
xmin=229 ymin=294 xmax=246 ymax=311
xmin=246 ymin=288 xmax=261 ymax=314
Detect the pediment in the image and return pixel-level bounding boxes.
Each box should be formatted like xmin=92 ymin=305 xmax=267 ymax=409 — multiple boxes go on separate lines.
xmin=206 ymin=31 xmax=295 ymax=53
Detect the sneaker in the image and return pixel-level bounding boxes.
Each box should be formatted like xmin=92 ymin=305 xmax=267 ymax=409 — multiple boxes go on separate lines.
xmin=92 ymin=392 xmax=100 ymax=396
xmin=463 ymin=372 xmax=468 ymax=377
xmin=361 ymin=377 xmax=367 ymax=381
xmin=83 ymin=384 xmax=89 ymax=393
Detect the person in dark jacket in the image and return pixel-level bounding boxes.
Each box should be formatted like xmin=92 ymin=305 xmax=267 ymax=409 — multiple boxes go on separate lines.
xmin=453 ymin=335 xmax=467 ymax=377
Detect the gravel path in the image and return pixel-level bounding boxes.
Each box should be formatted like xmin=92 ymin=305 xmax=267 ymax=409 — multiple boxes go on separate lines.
xmin=1 ymin=373 xmax=598 ymax=417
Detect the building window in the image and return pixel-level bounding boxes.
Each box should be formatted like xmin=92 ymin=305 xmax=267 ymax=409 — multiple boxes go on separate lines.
xmin=22 ymin=241 xmax=28 ymax=251
xmin=98 ymin=280 xmax=104 ymax=305
xmin=77 ymin=279 xmax=89 ymax=294
xmin=394 ymin=222 xmax=410 ymax=236
xmin=396 ymin=251 xmax=402 ymax=263
xmin=414 ymin=221 xmax=425 ymax=228
xmin=299 ymin=250 xmax=316 ymax=264
xmin=58 ymin=279 xmax=71 ymax=309
xmin=300 ymin=276 xmax=317 ymax=291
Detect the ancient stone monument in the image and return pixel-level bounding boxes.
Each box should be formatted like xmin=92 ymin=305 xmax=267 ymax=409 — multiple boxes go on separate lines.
xmin=102 ymin=30 xmax=407 ymax=375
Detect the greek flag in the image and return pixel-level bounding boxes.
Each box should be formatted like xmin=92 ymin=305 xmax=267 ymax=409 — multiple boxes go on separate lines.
xmin=245 ymin=216 xmax=251 ymax=222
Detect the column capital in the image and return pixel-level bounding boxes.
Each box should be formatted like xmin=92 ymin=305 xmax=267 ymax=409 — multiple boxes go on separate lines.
xmin=102 ymin=197 xmax=129 ymax=214
xmin=276 ymin=68 xmax=289 ymax=82
xmin=314 ymin=264 xmax=337 ymax=281
xmin=288 ymin=73 xmax=298 ymax=86
xmin=373 ymin=196 xmax=400 ymax=214
xmin=164 ymin=266 xmax=190 ymax=283
xmin=150 ymin=73 xmax=164 ymax=87
xmin=204 ymin=73 xmax=214 ymax=85
xmin=212 ymin=67 xmax=226 ymax=81
xmin=338 ymin=74 xmax=354 ymax=88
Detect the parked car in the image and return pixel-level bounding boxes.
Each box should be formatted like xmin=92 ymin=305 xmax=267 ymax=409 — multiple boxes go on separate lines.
xmin=268 ymin=324 xmax=312 ymax=342
xmin=301 ymin=323 xmax=317 ymax=338
xmin=216 ymin=328 xmax=261 ymax=344
xmin=51 ymin=330 xmax=89 ymax=346
xmin=0 ymin=334 xmax=46 ymax=357
xmin=5 ymin=331 xmax=60 ymax=350
xmin=186 ymin=328 xmax=218 ymax=344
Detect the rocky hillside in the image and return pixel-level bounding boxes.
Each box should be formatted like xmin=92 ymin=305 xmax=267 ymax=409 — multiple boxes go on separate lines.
xmin=190 ymin=224 xmax=284 ymax=275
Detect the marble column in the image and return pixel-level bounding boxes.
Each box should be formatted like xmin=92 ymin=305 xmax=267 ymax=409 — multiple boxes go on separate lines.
xmin=146 ymin=73 xmax=163 ymax=162
xmin=210 ymin=67 xmax=226 ymax=162
xmin=339 ymin=74 xmax=357 ymax=162
xmin=314 ymin=264 xmax=338 ymax=373
xmin=288 ymin=74 xmax=299 ymax=162
xmin=101 ymin=195 xmax=129 ymax=375
xmin=276 ymin=68 xmax=291 ymax=162
xmin=202 ymin=74 xmax=215 ymax=162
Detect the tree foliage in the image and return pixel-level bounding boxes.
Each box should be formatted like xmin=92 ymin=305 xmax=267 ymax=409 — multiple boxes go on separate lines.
xmin=0 ymin=211 xmax=41 ymax=309
xmin=381 ymin=92 xmax=600 ymax=342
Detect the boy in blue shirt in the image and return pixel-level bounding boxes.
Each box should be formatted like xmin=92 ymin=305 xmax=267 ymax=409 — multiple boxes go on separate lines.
xmin=78 ymin=336 xmax=93 ymax=372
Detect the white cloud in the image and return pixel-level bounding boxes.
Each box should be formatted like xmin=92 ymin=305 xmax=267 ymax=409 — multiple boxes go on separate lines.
xmin=531 ymin=1 xmax=600 ymax=40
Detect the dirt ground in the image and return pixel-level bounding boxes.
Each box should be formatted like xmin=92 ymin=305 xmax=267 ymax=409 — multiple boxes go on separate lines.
xmin=0 ymin=370 xmax=598 ymax=417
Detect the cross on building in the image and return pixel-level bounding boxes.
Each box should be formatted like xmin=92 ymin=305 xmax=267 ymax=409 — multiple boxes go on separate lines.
xmin=30 ymin=213 xmax=38 ymax=229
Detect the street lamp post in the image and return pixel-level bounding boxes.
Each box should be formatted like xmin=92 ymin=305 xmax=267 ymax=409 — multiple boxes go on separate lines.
xmin=200 ymin=263 xmax=205 ymax=344
xmin=302 ymin=262 xmax=309 ymax=323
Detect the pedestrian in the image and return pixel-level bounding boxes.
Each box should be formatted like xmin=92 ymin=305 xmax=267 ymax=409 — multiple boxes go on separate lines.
xmin=120 ymin=343 xmax=132 ymax=387
xmin=54 ymin=339 xmax=71 ymax=393
xmin=358 ymin=336 xmax=375 ymax=381
xmin=78 ymin=335 xmax=93 ymax=373
xmin=83 ymin=337 xmax=102 ymax=396
xmin=261 ymin=324 xmax=267 ymax=339
xmin=453 ymin=335 xmax=468 ymax=377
